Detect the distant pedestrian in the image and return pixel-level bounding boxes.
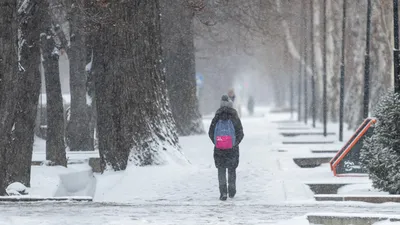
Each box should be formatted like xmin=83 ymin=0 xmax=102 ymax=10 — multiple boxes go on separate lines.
xmin=247 ymin=96 xmax=255 ymax=116
xmin=209 ymin=95 xmax=244 ymax=201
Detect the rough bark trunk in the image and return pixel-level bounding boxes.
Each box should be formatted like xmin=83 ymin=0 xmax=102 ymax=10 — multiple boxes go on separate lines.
xmin=66 ymin=0 xmax=93 ymax=151
xmin=311 ymin=0 xmax=322 ymax=121
xmin=0 ymin=0 xmax=19 ymax=195
xmin=161 ymin=0 xmax=204 ymax=136
xmin=326 ymin=0 xmax=340 ymax=122
xmin=93 ymin=20 xmax=116 ymax=170
xmin=93 ymin=0 xmax=187 ymax=170
xmin=370 ymin=0 xmax=392 ymax=108
xmin=343 ymin=0 xmax=366 ymax=129
xmin=41 ymin=7 xmax=67 ymax=166
xmin=6 ymin=0 xmax=42 ymax=187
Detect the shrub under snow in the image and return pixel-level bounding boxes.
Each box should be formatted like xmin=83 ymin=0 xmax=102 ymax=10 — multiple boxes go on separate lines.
xmin=361 ymin=92 xmax=400 ymax=194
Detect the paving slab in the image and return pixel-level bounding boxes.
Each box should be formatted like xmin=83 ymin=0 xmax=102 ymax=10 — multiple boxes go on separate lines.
xmin=311 ymin=150 xmax=339 ymax=154
xmin=280 ymin=132 xmax=336 ymax=137
xmin=278 ymin=127 xmax=311 ymax=131
xmin=314 ymin=194 xmax=400 ymax=203
xmin=293 ymin=157 xmax=333 ymax=168
xmin=283 ymin=141 xmax=335 ymax=145
xmin=305 ymin=183 xmax=351 ymax=194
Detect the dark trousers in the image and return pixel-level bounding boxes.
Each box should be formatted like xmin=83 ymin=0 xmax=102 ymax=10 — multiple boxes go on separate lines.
xmin=218 ymin=168 xmax=236 ymax=195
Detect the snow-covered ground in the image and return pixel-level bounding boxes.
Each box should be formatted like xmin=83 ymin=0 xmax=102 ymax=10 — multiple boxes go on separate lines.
xmin=1 ymin=106 xmax=400 ymax=224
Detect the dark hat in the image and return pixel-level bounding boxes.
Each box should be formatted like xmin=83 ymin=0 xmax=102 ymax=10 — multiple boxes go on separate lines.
xmin=220 ymin=95 xmax=233 ymax=108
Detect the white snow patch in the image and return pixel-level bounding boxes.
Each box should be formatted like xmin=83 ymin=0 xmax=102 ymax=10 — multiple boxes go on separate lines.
xmin=338 ymin=183 xmax=388 ymax=195
xmin=375 ymin=221 xmax=400 ymax=225
xmin=86 ymin=93 xmax=92 ymax=106
xmin=85 ymin=61 xmax=92 ymax=72
xmin=51 ymin=47 xmax=60 ymax=56
xmin=55 ymin=167 xmax=96 ymax=198
xmin=272 ymin=216 xmax=309 ymax=225
xmin=85 ymin=50 xmax=93 ymax=72
xmin=6 ymin=182 xmax=28 ymax=196
xmin=29 ymin=164 xmax=94 ymax=197
xmin=18 ymin=0 xmax=30 ymax=13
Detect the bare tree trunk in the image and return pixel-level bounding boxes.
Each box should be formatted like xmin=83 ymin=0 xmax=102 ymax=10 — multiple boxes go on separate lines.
xmin=161 ymin=0 xmax=204 ymax=136
xmin=93 ymin=22 xmax=118 ymax=170
xmin=41 ymin=6 xmax=67 ymax=166
xmin=343 ymin=0 xmax=366 ymax=129
xmin=0 ymin=0 xmax=19 ymax=195
xmin=93 ymin=0 xmax=187 ymax=170
xmin=6 ymin=0 xmax=42 ymax=187
xmin=370 ymin=0 xmax=392 ymax=108
xmin=66 ymin=0 xmax=93 ymax=151
xmin=326 ymin=0 xmax=341 ymax=122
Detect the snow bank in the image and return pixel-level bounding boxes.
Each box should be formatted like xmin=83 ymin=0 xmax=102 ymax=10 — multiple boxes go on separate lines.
xmin=94 ymin=163 xmax=190 ymax=203
xmin=6 ymin=182 xmax=28 ymax=196
xmin=30 ymin=165 xmax=71 ymax=196
xmin=30 ymin=164 xmax=95 ymax=197
xmin=55 ymin=165 xmax=96 ymax=198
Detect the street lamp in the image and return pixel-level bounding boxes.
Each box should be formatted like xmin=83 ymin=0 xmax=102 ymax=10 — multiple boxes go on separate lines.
xmin=363 ymin=0 xmax=372 ymax=119
xmin=323 ymin=0 xmax=328 ymax=136
xmin=298 ymin=2 xmax=305 ymax=122
xmin=394 ymin=0 xmax=400 ymax=93
xmin=304 ymin=1 xmax=309 ymax=125
xmin=339 ymin=0 xmax=347 ymax=142
xmin=310 ymin=0 xmax=316 ymax=128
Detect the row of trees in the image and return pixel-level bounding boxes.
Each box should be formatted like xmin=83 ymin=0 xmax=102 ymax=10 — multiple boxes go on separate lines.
xmin=0 ymin=0 xmax=206 ymax=195
xmin=280 ymin=0 xmax=393 ymax=129
xmin=193 ymin=0 xmax=394 ymax=129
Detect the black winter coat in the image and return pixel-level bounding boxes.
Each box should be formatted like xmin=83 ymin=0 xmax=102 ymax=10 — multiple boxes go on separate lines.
xmin=208 ymin=106 xmax=244 ymax=169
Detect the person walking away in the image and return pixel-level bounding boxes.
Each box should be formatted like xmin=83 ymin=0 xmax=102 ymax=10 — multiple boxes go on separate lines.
xmin=209 ymin=95 xmax=244 ymax=201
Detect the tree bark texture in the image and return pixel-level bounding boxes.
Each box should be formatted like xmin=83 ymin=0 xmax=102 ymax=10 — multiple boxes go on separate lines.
xmin=0 ymin=0 xmax=19 ymax=195
xmin=370 ymin=1 xmax=392 ymax=108
xmin=161 ymin=0 xmax=204 ymax=136
xmin=326 ymin=0 xmax=341 ymax=122
xmin=6 ymin=0 xmax=42 ymax=187
xmin=65 ymin=0 xmax=93 ymax=151
xmin=41 ymin=6 xmax=67 ymax=167
xmin=93 ymin=0 xmax=187 ymax=171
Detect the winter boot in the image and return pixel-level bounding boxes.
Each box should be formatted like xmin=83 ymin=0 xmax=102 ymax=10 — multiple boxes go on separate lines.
xmin=228 ymin=185 xmax=236 ymax=198
xmin=220 ymin=193 xmax=227 ymax=201
xmin=219 ymin=185 xmax=228 ymax=201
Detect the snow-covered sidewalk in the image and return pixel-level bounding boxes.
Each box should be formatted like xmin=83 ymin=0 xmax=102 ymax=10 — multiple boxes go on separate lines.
xmin=94 ymin=108 xmax=317 ymax=204
xmin=1 ymin=202 xmax=400 ymax=225
xmin=1 ymin=107 xmax=400 ymax=225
